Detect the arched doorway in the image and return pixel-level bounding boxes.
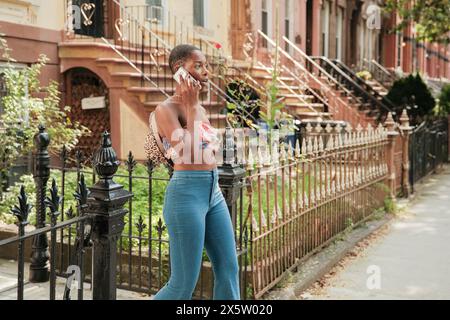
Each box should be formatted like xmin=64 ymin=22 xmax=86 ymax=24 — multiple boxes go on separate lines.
xmin=64 ymin=67 xmax=110 ymax=161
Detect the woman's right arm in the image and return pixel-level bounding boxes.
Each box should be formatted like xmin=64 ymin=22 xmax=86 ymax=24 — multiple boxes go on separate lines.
xmin=156 ymin=77 xmax=204 ymax=164
xmin=154 ymin=105 xmax=186 ymax=164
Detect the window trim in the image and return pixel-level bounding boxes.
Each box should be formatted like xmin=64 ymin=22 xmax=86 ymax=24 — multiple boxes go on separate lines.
xmin=145 ymin=0 xmax=169 ymax=27
xmin=320 ymin=0 xmax=330 ymax=57
xmin=284 ymin=0 xmax=294 ymax=53
xmin=193 ymin=0 xmax=209 ymax=29
xmin=261 ymin=0 xmax=273 ymax=38
xmin=336 ymin=6 xmax=344 ymax=61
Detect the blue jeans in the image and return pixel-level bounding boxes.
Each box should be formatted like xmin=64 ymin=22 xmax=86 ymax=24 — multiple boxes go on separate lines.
xmin=152 ymin=168 xmax=241 ymax=300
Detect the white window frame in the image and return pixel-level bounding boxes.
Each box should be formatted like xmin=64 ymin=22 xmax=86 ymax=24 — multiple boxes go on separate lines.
xmin=261 ymin=0 xmax=273 ymax=38
xmin=321 ymin=0 xmax=330 ymax=57
xmin=145 ymin=0 xmax=168 ymax=27
xmin=284 ymin=0 xmax=294 ymax=53
xmin=359 ymin=22 xmax=365 ymax=65
xmin=336 ymin=6 xmax=344 ymax=61
xmin=193 ymin=0 xmax=209 ymax=29
xmin=396 ymin=31 xmax=402 ymax=68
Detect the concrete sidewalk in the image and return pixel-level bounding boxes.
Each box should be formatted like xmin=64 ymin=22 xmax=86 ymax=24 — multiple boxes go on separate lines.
xmin=301 ymin=166 xmax=450 ymax=300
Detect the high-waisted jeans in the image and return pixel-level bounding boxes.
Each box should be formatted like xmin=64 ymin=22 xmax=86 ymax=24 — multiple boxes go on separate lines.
xmin=152 ymin=168 xmax=240 ymax=300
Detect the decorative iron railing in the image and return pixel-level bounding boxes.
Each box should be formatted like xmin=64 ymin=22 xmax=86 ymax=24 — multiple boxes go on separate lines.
xmin=239 ymin=122 xmax=390 ymax=298
xmin=310 ymin=56 xmax=394 ymax=121
xmin=331 ymin=59 xmax=397 ymax=112
xmin=0 ymin=126 xmax=133 ymax=300
xmin=409 ymin=118 xmax=449 ymax=192
xmin=361 ymin=58 xmax=397 ymax=86
xmin=0 ymin=126 xmax=252 ymax=300
xmin=263 ymin=32 xmax=366 ymax=124
xmin=2 ymin=112 xmax=423 ymax=300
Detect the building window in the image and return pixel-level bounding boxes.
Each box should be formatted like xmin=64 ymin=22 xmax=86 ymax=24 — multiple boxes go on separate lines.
xmin=284 ymin=0 xmax=293 ymax=52
xmin=396 ymin=31 xmax=402 ymax=68
xmin=359 ymin=22 xmax=365 ymax=64
xmin=146 ymin=0 xmax=164 ymax=25
xmin=336 ymin=7 xmax=344 ymax=60
xmin=261 ymin=0 xmax=271 ymax=47
xmin=193 ymin=0 xmax=206 ymax=27
xmin=321 ymin=0 xmax=330 ymax=57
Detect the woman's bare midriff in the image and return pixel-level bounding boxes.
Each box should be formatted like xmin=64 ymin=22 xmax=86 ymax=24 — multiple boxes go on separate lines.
xmin=173 ymin=163 xmax=217 ymax=171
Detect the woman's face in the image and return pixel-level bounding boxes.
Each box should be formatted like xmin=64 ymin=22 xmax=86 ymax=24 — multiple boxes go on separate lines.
xmin=182 ymin=50 xmax=210 ymax=89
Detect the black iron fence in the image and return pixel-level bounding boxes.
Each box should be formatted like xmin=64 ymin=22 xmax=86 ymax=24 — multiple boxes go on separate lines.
xmin=409 ymin=118 xmax=449 ymax=192
xmin=0 ymin=125 xmax=115 ymax=300
xmin=0 ymin=126 xmax=250 ymax=300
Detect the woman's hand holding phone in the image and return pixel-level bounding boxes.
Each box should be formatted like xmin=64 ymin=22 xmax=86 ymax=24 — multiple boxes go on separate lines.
xmin=179 ymin=73 xmax=201 ymax=110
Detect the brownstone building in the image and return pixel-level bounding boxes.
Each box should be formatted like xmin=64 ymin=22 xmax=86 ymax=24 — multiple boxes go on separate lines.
xmin=1 ymin=0 xmax=448 ymax=161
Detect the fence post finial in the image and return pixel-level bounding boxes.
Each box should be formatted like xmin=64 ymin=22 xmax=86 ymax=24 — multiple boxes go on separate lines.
xmin=400 ymin=108 xmax=410 ymax=128
xmin=385 ymin=112 xmax=396 ymax=132
xmin=87 ymin=131 xmax=132 ymax=300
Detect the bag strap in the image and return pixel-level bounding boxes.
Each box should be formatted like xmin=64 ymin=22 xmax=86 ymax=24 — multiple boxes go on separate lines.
xmin=149 ymin=112 xmax=166 ymax=154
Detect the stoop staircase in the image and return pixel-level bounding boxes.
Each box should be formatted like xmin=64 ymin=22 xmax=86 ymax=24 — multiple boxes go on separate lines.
xmin=60 ymin=0 xmax=391 ymax=140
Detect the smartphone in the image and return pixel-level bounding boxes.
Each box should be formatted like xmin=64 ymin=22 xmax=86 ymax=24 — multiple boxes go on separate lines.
xmin=173 ymin=67 xmax=201 ymax=88
xmin=173 ymin=67 xmax=189 ymax=84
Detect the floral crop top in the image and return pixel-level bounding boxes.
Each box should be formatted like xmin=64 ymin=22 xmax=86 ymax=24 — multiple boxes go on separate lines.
xmin=161 ymin=121 xmax=220 ymax=159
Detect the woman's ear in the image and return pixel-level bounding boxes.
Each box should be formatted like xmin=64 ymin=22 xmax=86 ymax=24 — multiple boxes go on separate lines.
xmin=173 ymin=59 xmax=185 ymax=73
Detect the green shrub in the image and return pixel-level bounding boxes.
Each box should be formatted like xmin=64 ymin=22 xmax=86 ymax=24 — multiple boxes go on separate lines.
xmin=0 ymin=164 xmax=170 ymax=246
xmin=385 ymin=73 xmax=436 ymax=125
xmin=384 ymin=196 xmax=397 ymax=214
xmin=356 ymin=70 xmax=372 ymax=81
xmin=437 ymin=83 xmax=450 ymax=116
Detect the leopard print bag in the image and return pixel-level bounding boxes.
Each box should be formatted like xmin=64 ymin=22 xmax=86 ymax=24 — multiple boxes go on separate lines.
xmin=144 ymin=111 xmax=174 ymax=169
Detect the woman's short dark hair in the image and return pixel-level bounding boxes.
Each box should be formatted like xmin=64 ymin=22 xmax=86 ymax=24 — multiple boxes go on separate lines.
xmin=168 ymin=44 xmax=200 ymax=73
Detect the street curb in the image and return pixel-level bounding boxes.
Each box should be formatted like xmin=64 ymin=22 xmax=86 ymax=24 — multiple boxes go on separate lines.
xmin=262 ymin=215 xmax=394 ymax=300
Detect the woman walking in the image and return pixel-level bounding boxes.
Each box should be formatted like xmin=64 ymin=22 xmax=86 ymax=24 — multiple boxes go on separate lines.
xmin=149 ymin=44 xmax=240 ymax=300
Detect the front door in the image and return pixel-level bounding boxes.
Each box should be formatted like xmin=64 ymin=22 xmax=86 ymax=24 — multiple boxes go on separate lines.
xmin=230 ymin=0 xmax=252 ymax=60
xmin=73 ymin=0 xmax=105 ymax=38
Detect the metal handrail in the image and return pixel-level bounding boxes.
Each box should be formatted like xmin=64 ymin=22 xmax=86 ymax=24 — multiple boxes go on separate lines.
xmin=260 ymin=30 xmax=365 ymax=121
xmin=101 ymin=37 xmax=170 ymax=98
xmin=280 ymin=65 xmax=329 ymax=107
xmin=332 ymin=59 xmax=397 ymax=111
xmin=362 ymin=58 xmax=396 ymax=85
xmin=256 ymin=61 xmax=319 ymax=115
xmin=311 ymin=56 xmax=394 ymax=115
xmin=273 ymin=39 xmax=363 ymax=122
xmin=281 ymin=35 xmax=356 ymax=100
xmin=0 ymin=215 xmax=91 ymax=247
xmin=370 ymin=59 xmax=396 ymax=79
xmin=107 ymin=0 xmax=258 ymax=125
